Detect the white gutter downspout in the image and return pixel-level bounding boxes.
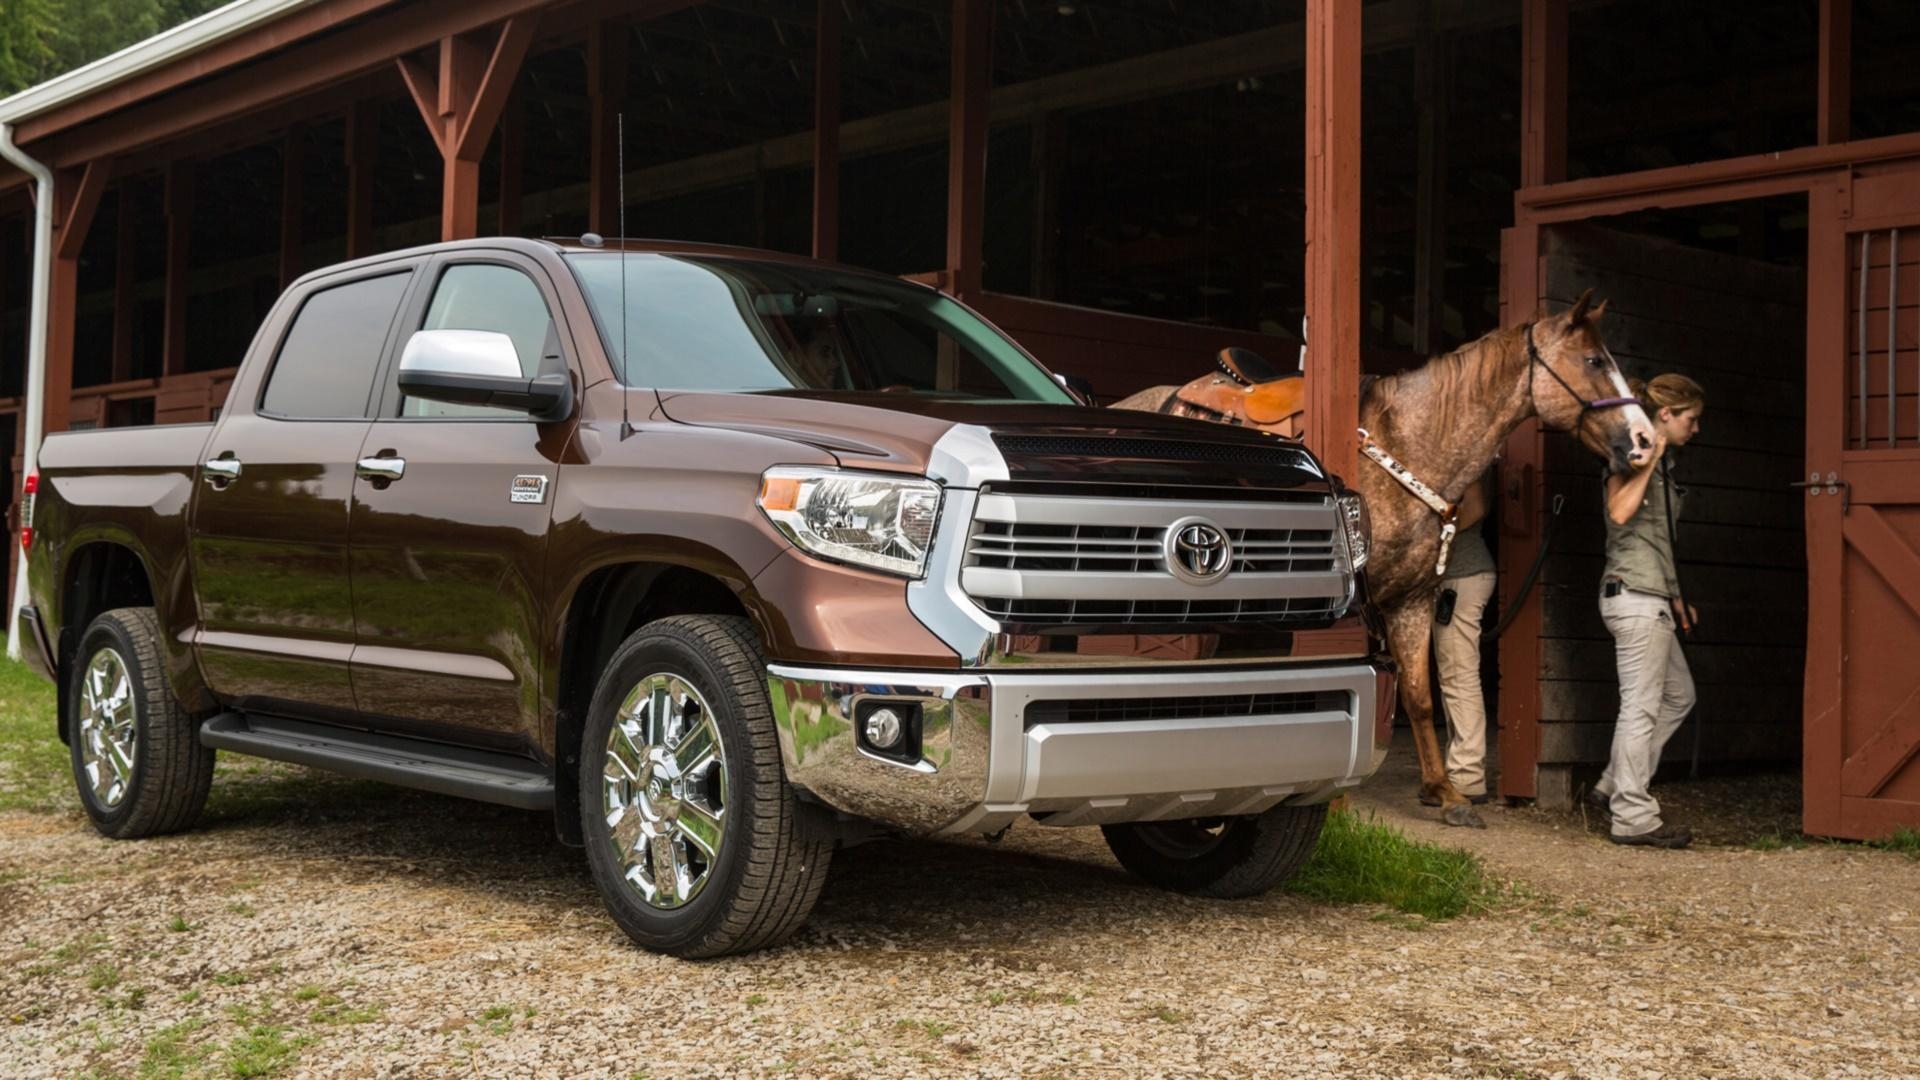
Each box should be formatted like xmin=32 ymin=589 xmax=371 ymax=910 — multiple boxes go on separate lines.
xmin=0 ymin=124 xmax=53 ymax=662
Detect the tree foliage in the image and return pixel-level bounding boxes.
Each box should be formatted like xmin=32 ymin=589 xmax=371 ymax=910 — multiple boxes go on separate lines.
xmin=0 ymin=0 xmax=229 ymax=98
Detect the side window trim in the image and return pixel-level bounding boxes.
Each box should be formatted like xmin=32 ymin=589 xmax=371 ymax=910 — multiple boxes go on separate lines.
xmin=253 ymin=265 xmax=422 ymax=422
xmin=372 ymin=251 xmax=579 ymax=422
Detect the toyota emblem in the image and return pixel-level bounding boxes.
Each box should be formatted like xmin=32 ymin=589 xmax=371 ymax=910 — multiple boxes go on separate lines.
xmin=1165 ymin=518 xmax=1233 ymax=585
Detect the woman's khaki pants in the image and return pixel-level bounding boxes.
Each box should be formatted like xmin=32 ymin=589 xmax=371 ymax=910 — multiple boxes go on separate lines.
xmin=1433 ymin=570 xmax=1497 ymax=798
xmin=1596 ymin=589 xmax=1697 ymax=837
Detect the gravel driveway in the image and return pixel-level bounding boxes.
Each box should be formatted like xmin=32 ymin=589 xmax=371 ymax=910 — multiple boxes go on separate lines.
xmin=3 ymin=737 xmax=1917 ymax=1079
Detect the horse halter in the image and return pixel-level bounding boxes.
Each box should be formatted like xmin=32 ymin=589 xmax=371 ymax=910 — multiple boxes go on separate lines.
xmin=1524 ymin=322 xmax=1640 ymax=416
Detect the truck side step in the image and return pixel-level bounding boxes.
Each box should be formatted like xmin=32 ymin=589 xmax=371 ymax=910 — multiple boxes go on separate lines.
xmin=199 ymin=712 xmax=555 ymax=811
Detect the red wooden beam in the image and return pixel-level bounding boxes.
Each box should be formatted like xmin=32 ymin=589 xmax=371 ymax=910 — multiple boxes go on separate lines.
xmin=1520 ymin=0 xmax=1567 ymax=189
xmin=53 ymin=159 xmax=108 ymax=263
xmin=1819 ymin=0 xmax=1851 ymax=146
xmin=162 ymin=161 xmax=191 ymax=376
xmin=398 ymin=18 xmax=536 ymax=241
xmin=946 ymin=0 xmax=991 ymax=297
xmin=1303 ymin=0 xmax=1361 ymax=485
xmin=587 ymin=20 xmax=630 ymax=236
xmin=812 ymin=0 xmax=841 ymax=262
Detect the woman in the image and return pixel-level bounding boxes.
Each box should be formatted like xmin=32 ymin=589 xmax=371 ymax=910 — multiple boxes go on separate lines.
xmin=1591 ymin=373 xmax=1705 ymax=850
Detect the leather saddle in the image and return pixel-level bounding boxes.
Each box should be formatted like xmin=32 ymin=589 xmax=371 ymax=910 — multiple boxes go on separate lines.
xmin=1161 ymin=346 xmax=1307 ymax=439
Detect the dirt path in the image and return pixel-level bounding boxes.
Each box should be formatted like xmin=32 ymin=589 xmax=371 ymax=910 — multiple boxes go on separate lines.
xmin=2 ymin=738 xmax=1917 ymax=1079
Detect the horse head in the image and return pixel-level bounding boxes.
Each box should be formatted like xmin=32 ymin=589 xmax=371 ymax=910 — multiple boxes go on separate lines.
xmin=1526 ymin=290 xmax=1656 ymax=475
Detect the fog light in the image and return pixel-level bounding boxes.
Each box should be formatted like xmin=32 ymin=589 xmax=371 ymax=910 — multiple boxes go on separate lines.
xmin=863 ymin=707 xmax=904 ymax=751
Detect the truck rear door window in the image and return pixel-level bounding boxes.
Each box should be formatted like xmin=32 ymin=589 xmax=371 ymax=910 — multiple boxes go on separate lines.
xmin=261 ymin=272 xmax=411 ymax=419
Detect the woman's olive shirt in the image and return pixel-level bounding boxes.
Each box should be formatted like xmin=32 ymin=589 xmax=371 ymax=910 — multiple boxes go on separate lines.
xmin=1602 ymin=459 xmax=1683 ymax=599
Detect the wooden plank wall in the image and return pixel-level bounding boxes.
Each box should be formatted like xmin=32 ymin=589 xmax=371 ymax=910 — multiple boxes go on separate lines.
xmin=1537 ymin=222 xmax=1807 ymax=766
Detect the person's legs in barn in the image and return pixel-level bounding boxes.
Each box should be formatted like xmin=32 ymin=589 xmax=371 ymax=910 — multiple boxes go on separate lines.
xmin=1600 ymin=589 xmax=1692 ymax=848
xmin=1429 ymin=569 xmax=1497 ymax=805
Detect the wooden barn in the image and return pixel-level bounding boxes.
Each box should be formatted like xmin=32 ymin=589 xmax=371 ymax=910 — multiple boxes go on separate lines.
xmin=2 ymin=0 xmax=1917 ymax=839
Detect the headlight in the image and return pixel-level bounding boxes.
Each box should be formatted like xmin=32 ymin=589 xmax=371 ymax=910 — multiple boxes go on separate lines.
xmin=758 ymin=467 xmax=943 ymax=578
xmin=1336 ymin=492 xmax=1370 ymax=571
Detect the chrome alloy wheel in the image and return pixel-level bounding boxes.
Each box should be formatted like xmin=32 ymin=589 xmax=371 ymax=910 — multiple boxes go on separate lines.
xmin=602 ymin=674 xmax=728 ymax=910
xmin=78 ymin=647 xmax=138 ymax=809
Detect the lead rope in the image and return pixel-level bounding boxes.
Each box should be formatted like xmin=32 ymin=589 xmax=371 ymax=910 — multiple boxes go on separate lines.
xmin=1358 ymin=427 xmax=1459 ymax=575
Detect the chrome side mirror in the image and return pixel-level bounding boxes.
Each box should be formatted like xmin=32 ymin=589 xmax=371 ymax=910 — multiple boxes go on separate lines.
xmin=397 ymin=329 xmax=571 ymax=420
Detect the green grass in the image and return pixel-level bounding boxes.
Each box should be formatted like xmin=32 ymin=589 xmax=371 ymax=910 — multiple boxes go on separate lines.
xmin=1873 ymin=826 xmax=1920 ymax=859
xmin=1286 ymin=809 xmax=1517 ymax=921
xmin=223 ymin=1025 xmax=305 ymax=1078
xmin=137 ymin=1020 xmax=210 ymax=1080
xmin=0 ymin=658 xmax=64 ymax=812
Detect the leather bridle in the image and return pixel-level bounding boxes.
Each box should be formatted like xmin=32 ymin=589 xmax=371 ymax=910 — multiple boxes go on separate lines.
xmin=1525 ymin=322 xmax=1640 ymax=416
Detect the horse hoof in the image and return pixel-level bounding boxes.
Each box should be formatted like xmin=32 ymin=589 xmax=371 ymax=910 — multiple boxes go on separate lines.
xmin=1443 ymin=804 xmax=1487 ymax=829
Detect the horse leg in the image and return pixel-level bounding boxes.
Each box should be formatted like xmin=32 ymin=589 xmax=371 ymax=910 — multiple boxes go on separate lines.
xmin=1383 ymin=601 xmax=1486 ymax=829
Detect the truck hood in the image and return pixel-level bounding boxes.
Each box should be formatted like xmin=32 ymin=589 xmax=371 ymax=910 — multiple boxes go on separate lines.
xmin=655 ymin=390 xmax=1329 ymax=490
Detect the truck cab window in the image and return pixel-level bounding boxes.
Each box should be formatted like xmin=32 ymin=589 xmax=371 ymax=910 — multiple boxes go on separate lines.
xmin=259 ymin=272 xmax=411 ymax=419
xmin=404 ymin=264 xmax=558 ymax=419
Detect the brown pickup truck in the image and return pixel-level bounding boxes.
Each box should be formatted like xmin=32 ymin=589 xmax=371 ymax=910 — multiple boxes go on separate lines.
xmin=18 ymin=237 xmax=1392 ymax=957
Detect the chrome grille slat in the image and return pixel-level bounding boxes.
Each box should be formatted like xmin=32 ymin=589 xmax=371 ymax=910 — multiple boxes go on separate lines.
xmin=960 ymin=491 xmax=1350 ymax=630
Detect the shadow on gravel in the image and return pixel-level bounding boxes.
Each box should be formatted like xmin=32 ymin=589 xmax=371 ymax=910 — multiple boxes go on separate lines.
xmin=185 ymin=760 xmax=1206 ymax=951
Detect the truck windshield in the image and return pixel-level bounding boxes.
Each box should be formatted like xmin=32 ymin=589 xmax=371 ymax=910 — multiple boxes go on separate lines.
xmin=567 ymin=253 xmax=1074 ymax=403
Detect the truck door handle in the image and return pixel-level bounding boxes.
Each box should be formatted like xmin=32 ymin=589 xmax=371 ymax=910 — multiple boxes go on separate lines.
xmin=202 ymin=457 xmax=241 ymax=488
xmin=356 ymin=455 xmax=406 ymax=483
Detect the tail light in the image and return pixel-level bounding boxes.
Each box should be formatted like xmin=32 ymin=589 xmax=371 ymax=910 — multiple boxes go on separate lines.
xmin=20 ymin=473 xmax=37 ymax=552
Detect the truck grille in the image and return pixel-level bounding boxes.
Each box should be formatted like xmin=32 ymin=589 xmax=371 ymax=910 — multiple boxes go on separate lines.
xmin=960 ymin=492 xmax=1350 ymax=631
xmin=1025 ymin=689 xmax=1351 ymax=729
xmin=968 ymin=521 xmax=1336 ymax=575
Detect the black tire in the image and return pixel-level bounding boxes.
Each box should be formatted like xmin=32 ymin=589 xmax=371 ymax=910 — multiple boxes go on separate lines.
xmin=66 ymin=607 xmax=215 ymax=839
xmin=579 ymin=615 xmax=831 ymax=958
xmin=1101 ymin=802 xmax=1328 ymax=899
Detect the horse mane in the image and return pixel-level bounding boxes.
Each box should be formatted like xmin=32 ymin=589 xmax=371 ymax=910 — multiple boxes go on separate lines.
xmin=1363 ymin=324 xmax=1525 ymax=436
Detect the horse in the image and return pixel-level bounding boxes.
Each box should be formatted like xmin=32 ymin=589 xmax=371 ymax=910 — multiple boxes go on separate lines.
xmin=1114 ymin=291 xmax=1655 ymax=827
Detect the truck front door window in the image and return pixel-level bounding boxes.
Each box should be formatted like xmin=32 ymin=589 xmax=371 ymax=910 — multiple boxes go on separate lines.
xmin=404 ymin=264 xmax=556 ymax=419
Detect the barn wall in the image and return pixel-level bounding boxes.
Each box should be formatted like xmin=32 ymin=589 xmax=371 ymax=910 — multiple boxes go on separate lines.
xmin=1536 ymin=221 xmax=1807 ymax=767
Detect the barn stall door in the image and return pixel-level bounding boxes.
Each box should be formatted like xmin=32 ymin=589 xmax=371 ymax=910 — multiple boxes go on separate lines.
xmin=1527 ymin=222 xmax=1807 ymax=788
xmin=1805 ymin=174 xmax=1920 ymax=840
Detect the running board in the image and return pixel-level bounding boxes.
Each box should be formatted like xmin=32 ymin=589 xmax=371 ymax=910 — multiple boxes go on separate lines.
xmin=199 ymin=713 xmax=554 ymax=811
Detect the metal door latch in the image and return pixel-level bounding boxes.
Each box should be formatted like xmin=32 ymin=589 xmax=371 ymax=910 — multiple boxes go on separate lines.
xmin=1790 ymin=471 xmax=1851 ymax=512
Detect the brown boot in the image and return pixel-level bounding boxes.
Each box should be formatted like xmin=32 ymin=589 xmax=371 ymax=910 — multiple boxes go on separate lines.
xmin=1608 ymin=822 xmax=1692 ymax=849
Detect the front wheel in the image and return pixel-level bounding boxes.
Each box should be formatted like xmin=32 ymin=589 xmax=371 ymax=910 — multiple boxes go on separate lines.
xmin=1101 ymin=802 xmax=1327 ymax=898
xmin=579 ymin=615 xmax=831 ymax=958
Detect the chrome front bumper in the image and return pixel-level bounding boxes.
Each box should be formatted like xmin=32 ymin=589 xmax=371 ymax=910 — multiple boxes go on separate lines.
xmin=766 ymin=661 xmax=1391 ymax=837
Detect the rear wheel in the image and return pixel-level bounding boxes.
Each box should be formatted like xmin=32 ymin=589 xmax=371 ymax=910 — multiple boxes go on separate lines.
xmin=67 ymin=607 xmax=215 ymax=839
xmin=580 ymin=615 xmax=831 ymax=957
xmin=1101 ymin=802 xmax=1327 ymax=898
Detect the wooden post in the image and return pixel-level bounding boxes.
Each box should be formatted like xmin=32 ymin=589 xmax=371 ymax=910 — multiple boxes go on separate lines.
xmin=279 ymin=124 xmax=305 ymax=290
xmin=811 ymin=0 xmax=841 ymax=262
xmin=346 ymin=100 xmax=377 ymax=258
xmin=587 ymin=20 xmax=629 ymax=236
xmin=1411 ymin=20 xmax=1448 ymax=356
xmin=1495 ymin=218 xmax=1544 ymax=801
xmin=498 ymin=86 xmax=524 ymax=236
xmin=1818 ymin=0 xmax=1851 ymax=146
xmin=399 ymin=18 xmax=534 ymax=243
xmin=946 ymin=0 xmax=991 ymax=297
xmin=1303 ymin=0 xmax=1361 ymax=484
xmin=1520 ymin=0 xmax=1567 ymax=189
xmin=162 ymin=161 xmax=191 ymax=376
xmin=111 ymin=188 xmax=135 ymax=383
xmin=47 ymin=161 xmax=109 ymax=435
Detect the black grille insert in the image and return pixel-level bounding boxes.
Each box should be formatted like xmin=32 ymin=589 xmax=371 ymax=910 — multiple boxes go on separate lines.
xmin=1025 ymin=690 xmax=1351 ymax=728
xmin=993 ymin=434 xmax=1315 ymax=470
xmin=974 ymin=596 xmax=1344 ymax=627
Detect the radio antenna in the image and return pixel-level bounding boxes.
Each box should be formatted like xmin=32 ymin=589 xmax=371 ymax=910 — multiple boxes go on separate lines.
xmin=618 ymin=112 xmax=632 ymax=437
